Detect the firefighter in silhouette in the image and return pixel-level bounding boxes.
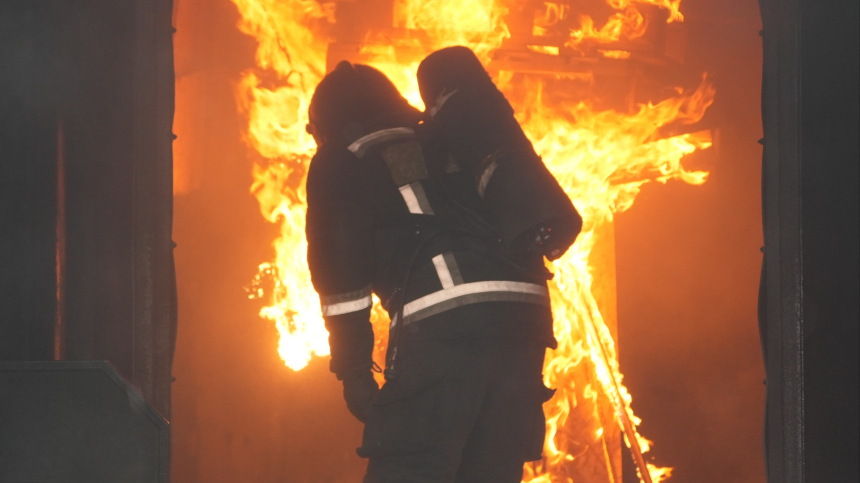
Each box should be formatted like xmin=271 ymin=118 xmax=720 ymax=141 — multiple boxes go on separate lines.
xmin=305 ymin=52 xmax=579 ymax=482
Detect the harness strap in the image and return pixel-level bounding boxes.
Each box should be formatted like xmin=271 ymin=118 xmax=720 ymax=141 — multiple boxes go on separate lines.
xmin=347 ymin=127 xmax=415 ymax=158
xmin=401 ymin=280 xmax=549 ymax=325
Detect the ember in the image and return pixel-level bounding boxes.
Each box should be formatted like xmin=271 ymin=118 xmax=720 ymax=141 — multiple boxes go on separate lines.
xmin=233 ymin=0 xmax=714 ymax=480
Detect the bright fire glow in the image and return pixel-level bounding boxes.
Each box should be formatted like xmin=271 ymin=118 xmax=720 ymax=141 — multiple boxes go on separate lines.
xmin=233 ymin=0 xmax=713 ymax=480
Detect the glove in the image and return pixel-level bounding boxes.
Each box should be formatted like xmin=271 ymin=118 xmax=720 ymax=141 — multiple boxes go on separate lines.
xmin=342 ymin=372 xmax=379 ymax=422
xmin=322 ymin=307 xmax=377 ymax=421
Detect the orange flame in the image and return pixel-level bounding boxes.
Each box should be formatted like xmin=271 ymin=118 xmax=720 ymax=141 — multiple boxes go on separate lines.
xmin=516 ymin=75 xmax=712 ymax=481
xmin=232 ymin=0 xmax=712 ymax=480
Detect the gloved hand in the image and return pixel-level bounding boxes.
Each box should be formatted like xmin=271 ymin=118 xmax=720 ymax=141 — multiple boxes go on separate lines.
xmin=321 ymin=307 xmax=377 ymax=421
xmin=342 ymin=372 xmax=379 ymax=422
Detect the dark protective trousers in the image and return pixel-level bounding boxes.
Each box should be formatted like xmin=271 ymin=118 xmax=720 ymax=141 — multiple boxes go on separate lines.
xmin=359 ymin=335 xmax=553 ymax=483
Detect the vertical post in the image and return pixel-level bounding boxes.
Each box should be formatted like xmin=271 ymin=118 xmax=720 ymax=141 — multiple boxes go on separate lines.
xmin=759 ymin=0 xmax=804 ymax=481
xmin=54 ymin=118 xmax=66 ymax=361
xmin=132 ymin=0 xmax=176 ymax=419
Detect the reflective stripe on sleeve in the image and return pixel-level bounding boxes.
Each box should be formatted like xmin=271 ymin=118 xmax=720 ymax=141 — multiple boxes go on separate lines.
xmin=347 ymin=128 xmax=415 ymax=158
xmin=321 ymin=285 xmax=373 ymax=317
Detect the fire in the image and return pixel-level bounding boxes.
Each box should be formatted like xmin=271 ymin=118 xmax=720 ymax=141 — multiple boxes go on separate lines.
xmin=233 ymin=0 xmax=713 ymax=480
xmin=516 ymin=75 xmax=712 ymax=481
xmin=533 ymin=0 xmax=682 ymax=58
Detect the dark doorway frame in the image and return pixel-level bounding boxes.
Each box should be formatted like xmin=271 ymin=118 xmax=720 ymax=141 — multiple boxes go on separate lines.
xmin=759 ymin=0 xmax=860 ymax=481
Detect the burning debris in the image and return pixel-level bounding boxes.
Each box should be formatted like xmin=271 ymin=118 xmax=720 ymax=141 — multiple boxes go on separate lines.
xmin=232 ymin=0 xmax=714 ymax=480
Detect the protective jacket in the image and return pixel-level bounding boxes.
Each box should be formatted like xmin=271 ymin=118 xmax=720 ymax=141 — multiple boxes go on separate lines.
xmin=306 ymin=116 xmax=557 ymax=380
xmin=417 ymin=46 xmax=582 ymax=262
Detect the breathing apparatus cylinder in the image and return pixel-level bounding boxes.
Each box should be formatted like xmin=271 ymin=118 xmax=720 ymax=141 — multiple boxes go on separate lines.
xmin=417 ymin=46 xmax=582 ymax=261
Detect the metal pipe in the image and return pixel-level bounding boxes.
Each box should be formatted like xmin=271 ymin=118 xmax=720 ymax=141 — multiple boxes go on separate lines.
xmin=54 ymin=117 xmax=66 ymax=361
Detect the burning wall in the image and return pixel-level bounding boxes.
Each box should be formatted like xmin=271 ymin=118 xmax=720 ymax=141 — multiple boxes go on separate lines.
xmin=170 ymin=0 xmax=765 ymax=481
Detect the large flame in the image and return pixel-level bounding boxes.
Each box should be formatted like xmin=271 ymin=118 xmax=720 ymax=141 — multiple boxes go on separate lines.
xmin=234 ymin=0 xmax=713 ymax=480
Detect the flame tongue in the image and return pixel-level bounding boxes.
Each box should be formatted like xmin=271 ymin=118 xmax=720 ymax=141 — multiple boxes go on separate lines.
xmin=233 ymin=0 xmax=713 ymax=481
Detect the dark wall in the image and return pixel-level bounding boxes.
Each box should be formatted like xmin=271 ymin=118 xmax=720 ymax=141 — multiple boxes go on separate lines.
xmin=2 ymin=2 xmax=135 ymax=377
xmin=798 ymin=0 xmax=860 ymax=479
xmin=58 ymin=1 xmax=137 ymax=376
xmin=759 ymin=0 xmax=859 ymax=480
xmin=0 ymin=0 xmax=175 ymax=417
xmin=0 ymin=1 xmax=62 ymax=361
xmin=1 ymin=0 xmax=136 ymax=366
